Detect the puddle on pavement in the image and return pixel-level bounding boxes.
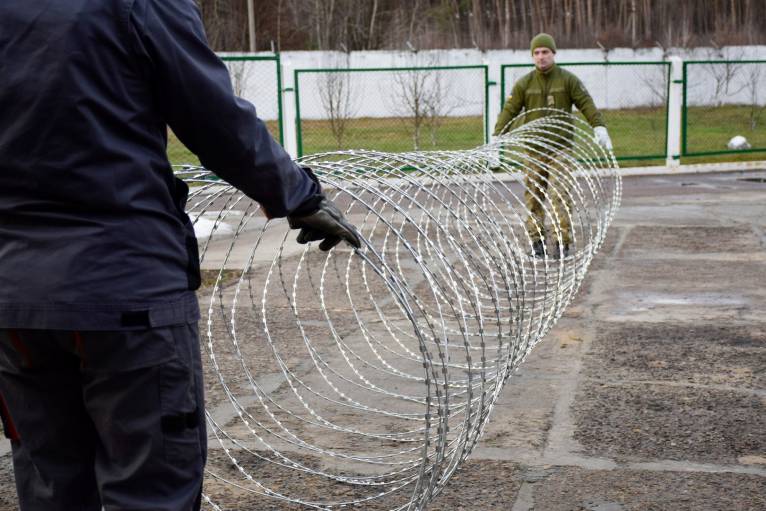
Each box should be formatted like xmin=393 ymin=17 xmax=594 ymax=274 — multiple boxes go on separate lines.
xmin=612 ymin=291 xmax=747 ymax=313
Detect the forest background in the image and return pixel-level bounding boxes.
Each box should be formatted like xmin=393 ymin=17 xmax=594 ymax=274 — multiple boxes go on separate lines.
xmin=198 ymin=0 xmax=766 ymax=53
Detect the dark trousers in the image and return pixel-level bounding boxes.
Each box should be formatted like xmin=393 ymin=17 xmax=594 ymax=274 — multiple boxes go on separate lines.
xmin=0 ymin=324 xmax=206 ymax=511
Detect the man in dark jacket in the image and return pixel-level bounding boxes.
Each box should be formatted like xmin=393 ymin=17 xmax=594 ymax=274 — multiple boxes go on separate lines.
xmin=493 ymin=33 xmax=612 ymax=258
xmin=0 ymin=1 xmax=359 ymax=509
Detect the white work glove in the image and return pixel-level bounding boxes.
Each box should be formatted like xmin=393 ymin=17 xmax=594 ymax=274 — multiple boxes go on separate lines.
xmin=594 ymin=126 xmax=613 ymax=151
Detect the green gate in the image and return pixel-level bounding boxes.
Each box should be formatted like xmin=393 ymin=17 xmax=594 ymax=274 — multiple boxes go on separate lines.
xmin=294 ymin=65 xmax=490 ymax=156
xmin=500 ymin=61 xmax=670 ymax=163
xmin=167 ymin=54 xmax=284 ymax=165
xmin=682 ymin=60 xmax=766 ymax=161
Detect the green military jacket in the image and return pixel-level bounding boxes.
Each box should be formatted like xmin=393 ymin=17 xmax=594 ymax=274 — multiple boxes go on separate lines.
xmin=493 ymin=64 xmax=604 ymax=136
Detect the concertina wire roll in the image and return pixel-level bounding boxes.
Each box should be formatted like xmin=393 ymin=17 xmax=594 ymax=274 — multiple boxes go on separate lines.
xmin=176 ymin=109 xmax=621 ymax=510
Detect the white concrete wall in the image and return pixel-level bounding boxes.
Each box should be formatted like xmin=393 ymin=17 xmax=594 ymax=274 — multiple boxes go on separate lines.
xmin=219 ymin=46 xmax=766 ymax=158
xmin=221 ymin=58 xmax=281 ymax=121
xmin=221 ymin=46 xmax=766 ymax=121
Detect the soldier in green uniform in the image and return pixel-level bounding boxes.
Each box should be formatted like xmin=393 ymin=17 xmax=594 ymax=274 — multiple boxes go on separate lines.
xmin=494 ymin=33 xmax=613 ymax=258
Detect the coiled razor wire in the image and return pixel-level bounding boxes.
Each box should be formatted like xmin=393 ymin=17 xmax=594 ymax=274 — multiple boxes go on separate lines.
xmin=177 ymin=110 xmax=621 ymax=510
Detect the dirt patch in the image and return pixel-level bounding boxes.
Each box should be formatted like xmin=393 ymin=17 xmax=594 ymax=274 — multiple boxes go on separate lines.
xmin=584 ymin=322 xmax=766 ymax=389
xmin=0 ymin=455 xmax=15 ymax=511
xmin=530 ymin=466 xmax=766 ymax=511
xmin=618 ymin=258 xmax=765 ymax=294
xmin=620 ymin=225 xmax=760 ymax=256
xmin=573 ymin=381 xmax=766 ymax=464
xmin=203 ymin=448 xmax=521 ymax=510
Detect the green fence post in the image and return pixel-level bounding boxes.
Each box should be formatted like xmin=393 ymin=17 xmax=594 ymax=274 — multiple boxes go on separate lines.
xmin=499 ymin=65 xmax=507 ymax=110
xmin=681 ymin=61 xmax=688 ymax=158
xmin=275 ymin=53 xmax=285 ymax=146
xmin=483 ymin=65 xmax=490 ymax=144
xmin=294 ymin=69 xmax=303 ymax=158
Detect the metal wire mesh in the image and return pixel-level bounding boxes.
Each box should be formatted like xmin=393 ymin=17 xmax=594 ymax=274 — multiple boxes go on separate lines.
xmin=167 ymin=56 xmax=283 ymax=166
xmin=501 ymin=62 xmax=670 ymax=163
xmin=177 ymin=109 xmax=620 ymax=510
xmin=683 ymin=60 xmax=766 ymax=158
xmin=295 ymin=66 xmax=488 ymax=156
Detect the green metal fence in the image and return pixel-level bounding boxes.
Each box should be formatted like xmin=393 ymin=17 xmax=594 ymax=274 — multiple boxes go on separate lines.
xmin=166 ymin=54 xmax=283 ymax=165
xmin=294 ymin=65 xmax=489 ymax=156
xmin=500 ymin=61 xmax=670 ymax=162
xmin=160 ymin=56 xmax=766 ymax=167
xmin=682 ymin=60 xmax=766 ymax=159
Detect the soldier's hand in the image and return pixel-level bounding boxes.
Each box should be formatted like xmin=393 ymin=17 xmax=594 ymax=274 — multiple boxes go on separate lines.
xmin=594 ymin=126 xmax=613 ymax=151
xmin=287 ymin=198 xmax=361 ymax=251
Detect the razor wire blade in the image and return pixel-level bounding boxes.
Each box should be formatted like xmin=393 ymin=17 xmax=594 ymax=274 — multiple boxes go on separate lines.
xmin=176 ymin=110 xmax=621 ymax=510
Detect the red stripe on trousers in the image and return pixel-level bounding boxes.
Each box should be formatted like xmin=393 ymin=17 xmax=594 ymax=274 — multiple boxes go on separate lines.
xmin=0 ymin=393 xmax=20 ymax=441
xmin=8 ymin=330 xmax=32 ymax=369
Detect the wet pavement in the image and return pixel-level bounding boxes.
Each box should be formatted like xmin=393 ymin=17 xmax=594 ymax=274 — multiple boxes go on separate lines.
xmin=471 ymin=169 xmax=766 ymax=510
xmin=0 ymin=170 xmax=764 ymax=509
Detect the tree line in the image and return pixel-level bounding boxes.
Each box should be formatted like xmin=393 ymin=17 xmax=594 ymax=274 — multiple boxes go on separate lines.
xmin=199 ymin=0 xmax=766 ymax=52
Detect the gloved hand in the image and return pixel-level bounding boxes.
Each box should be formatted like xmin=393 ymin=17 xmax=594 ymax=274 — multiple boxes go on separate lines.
xmin=288 ymin=198 xmax=361 ymax=251
xmin=594 ymin=126 xmax=613 ymax=151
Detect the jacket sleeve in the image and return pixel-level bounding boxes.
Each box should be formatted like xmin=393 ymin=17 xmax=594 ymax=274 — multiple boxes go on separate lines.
xmin=493 ymin=81 xmax=525 ymax=136
xmin=569 ymin=75 xmax=605 ymax=128
xmin=129 ymin=0 xmax=321 ymax=218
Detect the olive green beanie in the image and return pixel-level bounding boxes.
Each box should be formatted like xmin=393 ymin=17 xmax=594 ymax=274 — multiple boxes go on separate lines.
xmin=530 ymin=33 xmax=556 ymax=54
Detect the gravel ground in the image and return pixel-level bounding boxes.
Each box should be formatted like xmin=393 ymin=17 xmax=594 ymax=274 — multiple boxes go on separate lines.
xmin=0 ymin=455 xmax=14 ymax=510
xmin=584 ymin=323 xmax=766 ymax=389
xmin=202 ymin=450 xmax=522 ymax=511
xmin=573 ymin=380 xmax=766 ymax=464
xmin=528 ymin=467 xmax=766 ymax=511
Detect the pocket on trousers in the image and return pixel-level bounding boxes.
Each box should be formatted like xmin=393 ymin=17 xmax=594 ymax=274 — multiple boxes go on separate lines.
xmin=185 ymin=234 xmax=201 ymax=291
xmin=79 ymin=328 xmax=178 ymax=373
xmin=159 ymin=356 xmax=201 ymax=466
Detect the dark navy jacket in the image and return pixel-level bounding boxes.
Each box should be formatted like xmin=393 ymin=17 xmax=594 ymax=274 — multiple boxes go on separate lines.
xmin=0 ymin=0 xmax=320 ymax=330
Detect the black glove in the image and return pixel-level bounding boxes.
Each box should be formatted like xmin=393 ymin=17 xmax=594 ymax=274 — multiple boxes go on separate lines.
xmin=287 ymin=198 xmax=361 ymax=251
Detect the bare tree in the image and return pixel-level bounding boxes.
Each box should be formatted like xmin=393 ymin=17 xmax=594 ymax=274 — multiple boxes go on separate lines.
xmin=702 ymin=47 xmax=747 ymax=106
xmin=317 ymin=54 xmax=357 ymax=149
xmin=637 ymin=66 xmax=669 ymax=108
xmin=423 ymin=72 xmax=461 ymax=147
xmin=367 ymin=0 xmax=379 ymax=49
xmin=391 ymin=67 xmax=431 ymax=150
xmin=389 ymin=54 xmax=460 ymax=150
xmin=198 ymin=0 xmax=766 ymax=52
xmin=224 ymin=60 xmax=253 ymax=98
